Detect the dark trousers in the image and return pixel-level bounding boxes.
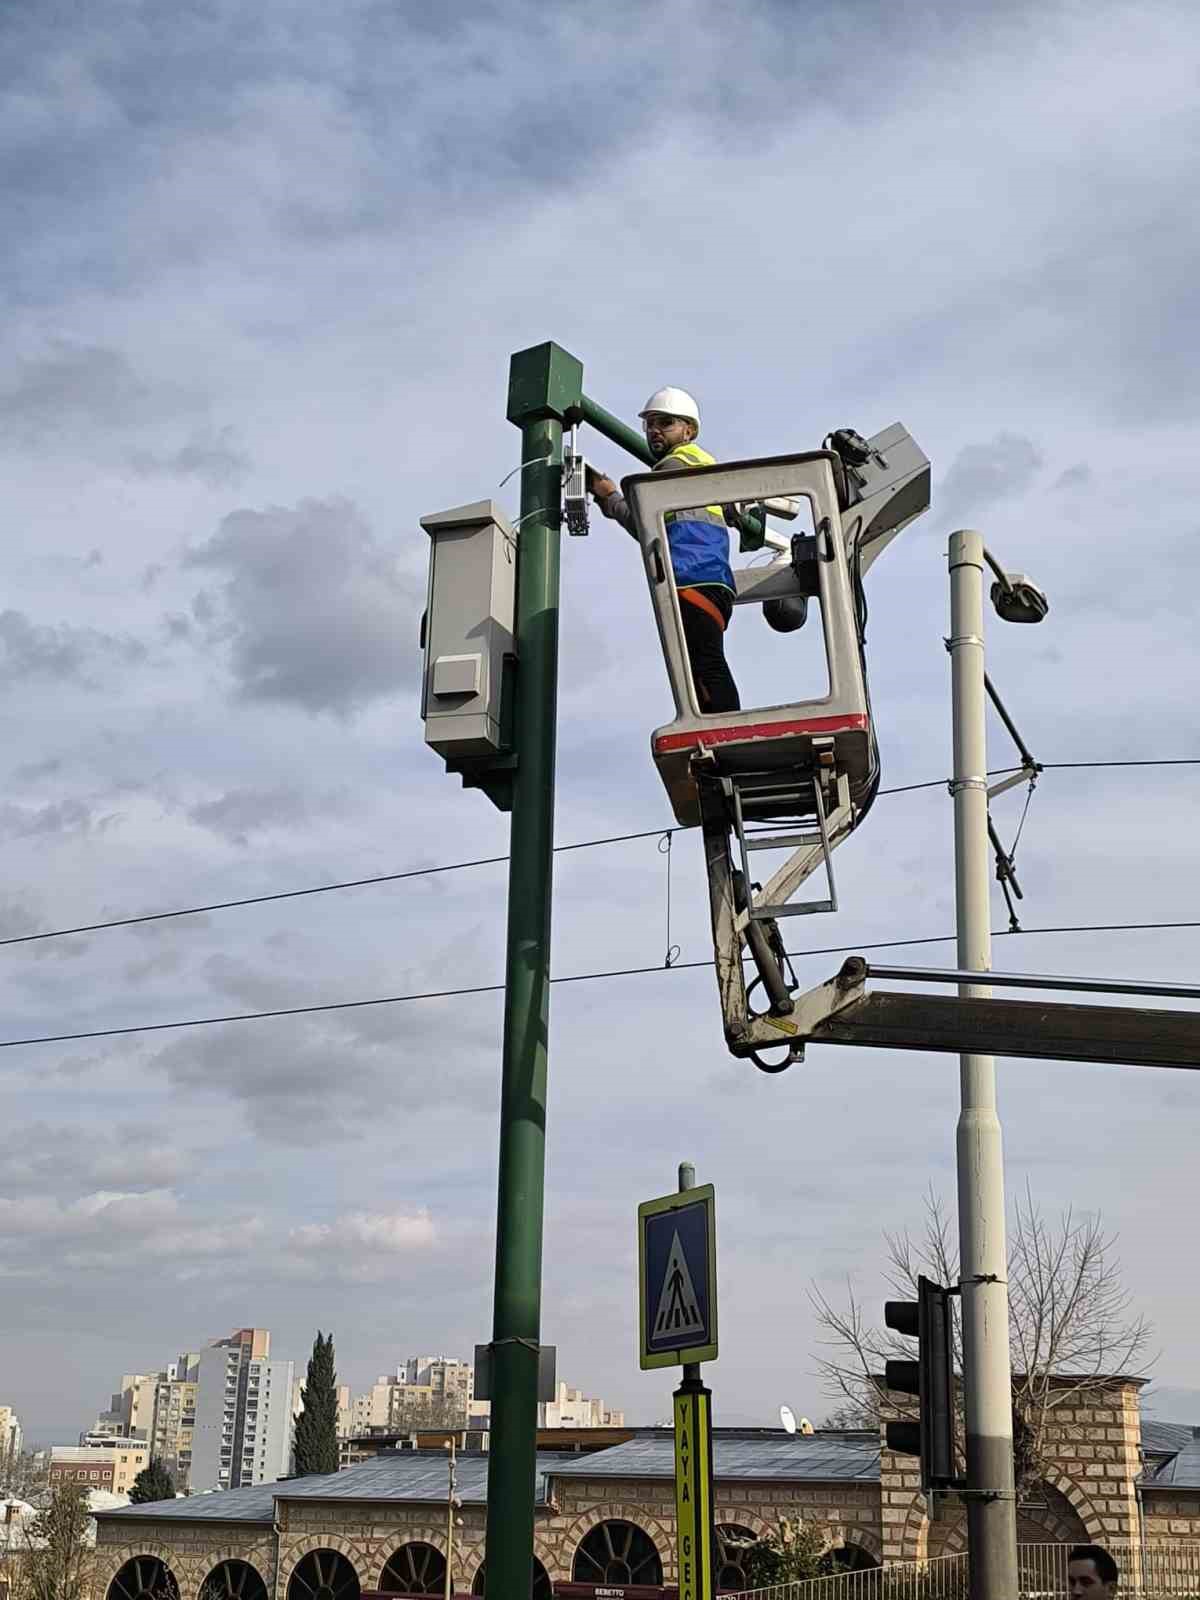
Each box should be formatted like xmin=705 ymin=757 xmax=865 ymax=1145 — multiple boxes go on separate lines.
xmin=679 ymin=586 xmax=740 ymax=714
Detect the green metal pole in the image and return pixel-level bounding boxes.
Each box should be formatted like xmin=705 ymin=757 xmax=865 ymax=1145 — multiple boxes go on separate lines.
xmin=485 ymin=344 xmax=579 ymax=1600
xmin=579 ymin=393 xmax=654 ymax=466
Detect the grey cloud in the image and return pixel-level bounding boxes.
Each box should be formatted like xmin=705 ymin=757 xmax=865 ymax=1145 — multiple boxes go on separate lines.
xmin=153 ymin=1021 xmax=388 ymax=1144
xmin=1054 ymin=463 xmax=1092 ymax=491
xmin=0 ymin=898 xmax=40 ymax=939
xmin=131 ymin=426 xmax=252 ymax=488
xmin=935 ymin=433 xmax=1044 ymax=530
xmin=0 ymin=1123 xmax=191 ymax=1194
xmin=185 ymin=784 xmax=348 ymax=845
xmin=0 ymin=1188 xmax=263 ymax=1279
xmin=0 ymin=343 xmax=159 ymax=439
xmin=151 ymin=963 xmax=497 ymax=1145
xmin=184 ymin=498 xmax=422 ymax=716
xmin=12 ymin=757 xmax=64 ymax=783
xmin=121 ymin=947 xmax=188 ymax=984
xmin=0 ymin=608 xmax=146 ymax=686
xmin=0 ymin=797 xmax=118 ymax=840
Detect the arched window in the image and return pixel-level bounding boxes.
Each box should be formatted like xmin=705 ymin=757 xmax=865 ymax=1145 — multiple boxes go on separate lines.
xmin=715 ymin=1524 xmax=759 ymax=1591
xmin=200 ymin=1561 xmax=269 ymax=1600
xmin=379 ymin=1545 xmax=445 ymax=1597
xmin=107 ymin=1558 xmax=181 ymax=1600
xmin=286 ymin=1551 xmax=359 ymax=1600
xmin=469 ymin=1557 xmax=551 ymax=1598
xmin=826 ymin=1543 xmax=880 ymax=1573
xmin=573 ymin=1521 xmax=662 ymax=1587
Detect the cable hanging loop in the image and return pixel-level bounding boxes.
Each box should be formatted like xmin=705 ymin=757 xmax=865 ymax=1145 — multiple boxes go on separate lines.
xmin=658 ymin=830 xmax=680 ymax=968
xmin=497 ymin=454 xmax=552 ymax=489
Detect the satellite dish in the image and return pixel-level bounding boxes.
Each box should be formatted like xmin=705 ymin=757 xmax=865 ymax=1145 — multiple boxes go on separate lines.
xmin=779 ymin=1404 xmax=797 ymax=1435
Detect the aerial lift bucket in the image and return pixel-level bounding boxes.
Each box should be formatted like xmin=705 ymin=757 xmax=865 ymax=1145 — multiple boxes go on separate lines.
xmin=622 ymin=426 xmax=930 ymax=1067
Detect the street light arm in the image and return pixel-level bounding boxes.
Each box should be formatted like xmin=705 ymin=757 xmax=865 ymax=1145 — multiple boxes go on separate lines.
xmin=982 ymin=546 xmax=1013 ymax=592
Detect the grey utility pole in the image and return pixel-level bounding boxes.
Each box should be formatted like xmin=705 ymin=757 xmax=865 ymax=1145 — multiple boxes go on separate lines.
xmin=948 ymin=528 xmax=1018 ymax=1600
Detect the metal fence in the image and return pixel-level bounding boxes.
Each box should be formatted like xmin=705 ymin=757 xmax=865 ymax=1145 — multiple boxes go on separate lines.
xmin=724 ymin=1541 xmax=1200 ymax=1600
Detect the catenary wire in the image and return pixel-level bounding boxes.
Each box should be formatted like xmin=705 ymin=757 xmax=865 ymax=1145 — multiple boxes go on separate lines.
xmin=1 ymin=916 xmax=1198 ymax=1052
xmin=1 ymin=759 xmax=1196 ymax=954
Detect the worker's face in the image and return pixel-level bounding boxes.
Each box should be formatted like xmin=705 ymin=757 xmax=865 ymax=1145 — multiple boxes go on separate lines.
xmin=643 ymin=412 xmax=694 ymax=459
xmin=1068 ymin=1560 xmax=1116 ymax=1598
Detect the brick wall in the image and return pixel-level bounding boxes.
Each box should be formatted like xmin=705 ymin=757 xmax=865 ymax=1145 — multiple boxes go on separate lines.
xmin=878 ymin=1377 xmax=1149 ymax=1561
xmin=1143 ymin=1496 xmax=1200 ymax=1541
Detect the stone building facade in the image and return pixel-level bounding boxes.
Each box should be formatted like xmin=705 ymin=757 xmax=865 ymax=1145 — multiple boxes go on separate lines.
xmin=91 ymin=1379 xmax=1200 ymax=1598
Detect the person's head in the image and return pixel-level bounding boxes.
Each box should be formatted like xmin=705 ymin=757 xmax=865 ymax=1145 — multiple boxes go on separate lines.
xmin=639 ymin=387 xmax=701 ymax=459
xmin=1068 ymin=1545 xmax=1119 ymax=1597
xmin=642 ymin=411 xmax=697 ymax=458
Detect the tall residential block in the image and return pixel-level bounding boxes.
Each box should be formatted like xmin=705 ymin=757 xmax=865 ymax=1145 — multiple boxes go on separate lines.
xmin=0 ymin=1404 xmax=22 ymax=1466
xmin=189 ymin=1329 xmax=294 ymax=1493
xmin=149 ymin=1358 xmax=200 ymax=1485
xmin=87 ymin=1373 xmax=159 ymax=1443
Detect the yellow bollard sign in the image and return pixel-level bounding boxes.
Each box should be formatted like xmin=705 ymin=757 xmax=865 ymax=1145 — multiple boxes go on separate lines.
xmin=673 ymin=1383 xmax=714 ymax=1600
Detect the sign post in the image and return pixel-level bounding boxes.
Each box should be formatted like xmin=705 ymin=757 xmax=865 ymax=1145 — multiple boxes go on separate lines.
xmin=638 ymin=1164 xmax=718 ymax=1600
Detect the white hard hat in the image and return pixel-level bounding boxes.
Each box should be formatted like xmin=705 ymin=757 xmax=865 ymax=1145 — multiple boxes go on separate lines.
xmin=639 ymin=386 xmax=701 ymax=426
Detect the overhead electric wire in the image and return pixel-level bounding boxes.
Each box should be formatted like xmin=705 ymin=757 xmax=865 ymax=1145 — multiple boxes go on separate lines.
xmin=2 ymin=758 xmax=1197 ymax=955
xmin=0 ymin=854 xmax=511 ymax=949
xmin=3 ymin=915 xmax=1199 ymax=1053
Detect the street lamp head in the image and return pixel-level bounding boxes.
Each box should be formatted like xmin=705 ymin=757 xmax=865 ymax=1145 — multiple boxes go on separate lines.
xmin=990 ymin=571 xmax=1049 ymax=624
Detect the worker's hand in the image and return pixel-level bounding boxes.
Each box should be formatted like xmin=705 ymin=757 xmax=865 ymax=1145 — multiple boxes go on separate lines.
xmin=590 ymin=473 xmax=617 ymax=502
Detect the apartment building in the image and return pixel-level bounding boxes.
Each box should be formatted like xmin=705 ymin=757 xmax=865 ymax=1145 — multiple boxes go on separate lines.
xmin=351 ymin=1358 xmax=473 ymax=1434
xmin=0 ymin=1407 xmax=21 ymax=1467
xmin=346 ymin=1360 xmax=622 ymax=1439
xmin=49 ymin=1440 xmax=149 ymax=1496
xmin=88 ymin=1373 xmax=159 ymax=1443
xmin=149 ymin=1359 xmax=199 ymax=1486
xmin=537 ymin=1382 xmax=625 ymax=1429
xmin=189 ymin=1330 xmax=294 ymax=1493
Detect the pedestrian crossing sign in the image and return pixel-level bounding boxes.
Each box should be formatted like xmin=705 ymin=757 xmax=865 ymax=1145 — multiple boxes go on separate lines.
xmin=638 ymin=1183 xmax=718 ymax=1369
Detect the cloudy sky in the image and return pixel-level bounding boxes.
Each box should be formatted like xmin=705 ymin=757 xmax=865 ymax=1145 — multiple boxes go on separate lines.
xmin=3 ymin=0 xmax=1199 ymax=1445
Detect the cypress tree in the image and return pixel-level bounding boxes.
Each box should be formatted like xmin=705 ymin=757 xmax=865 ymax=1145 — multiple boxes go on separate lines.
xmin=293 ymin=1330 xmax=339 ymax=1475
xmin=128 ymin=1457 xmax=177 ymax=1505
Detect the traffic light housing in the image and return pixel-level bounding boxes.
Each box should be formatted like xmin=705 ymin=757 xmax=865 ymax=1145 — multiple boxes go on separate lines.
xmin=884 ymin=1275 xmax=958 ymax=1491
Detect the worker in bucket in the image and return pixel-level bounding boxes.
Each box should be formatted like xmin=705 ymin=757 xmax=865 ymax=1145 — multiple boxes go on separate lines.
xmin=589 ymin=387 xmax=741 ymax=714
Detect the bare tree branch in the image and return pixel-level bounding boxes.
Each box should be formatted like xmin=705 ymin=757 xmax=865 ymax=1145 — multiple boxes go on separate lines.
xmin=810 ymin=1187 xmax=1155 ymax=1487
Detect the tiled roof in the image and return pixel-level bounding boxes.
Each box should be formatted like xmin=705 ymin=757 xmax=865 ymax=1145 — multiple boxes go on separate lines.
xmin=548 ymin=1430 xmax=880 ymax=1483
xmin=276 ymin=1453 xmax=553 ymax=1506
xmin=1143 ymin=1421 xmax=1198 ymax=1457
xmin=96 ymin=1452 xmax=558 ymax=1526
xmin=96 ymin=1483 xmax=279 ymax=1525
xmin=1151 ymin=1438 xmax=1200 ymax=1489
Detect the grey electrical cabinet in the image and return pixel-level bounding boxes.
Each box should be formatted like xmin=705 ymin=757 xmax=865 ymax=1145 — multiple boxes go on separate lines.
xmin=419 ymin=499 xmax=516 ymax=759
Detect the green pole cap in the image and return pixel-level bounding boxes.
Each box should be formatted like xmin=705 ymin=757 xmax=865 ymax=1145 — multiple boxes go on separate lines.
xmin=506 ymin=342 xmax=584 ymax=428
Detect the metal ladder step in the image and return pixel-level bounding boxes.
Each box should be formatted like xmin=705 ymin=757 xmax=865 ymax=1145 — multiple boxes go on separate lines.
xmin=731 ymin=773 xmax=839 ymax=920
xmin=743 ymin=830 xmax=824 ymax=851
